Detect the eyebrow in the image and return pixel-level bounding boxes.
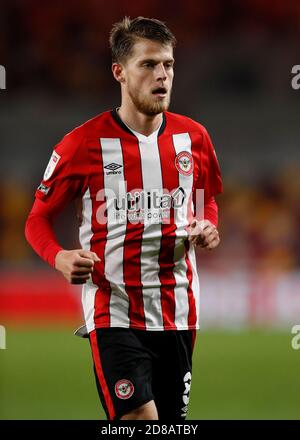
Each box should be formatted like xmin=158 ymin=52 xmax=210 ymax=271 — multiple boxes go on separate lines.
xmin=140 ymin=58 xmax=175 ymax=64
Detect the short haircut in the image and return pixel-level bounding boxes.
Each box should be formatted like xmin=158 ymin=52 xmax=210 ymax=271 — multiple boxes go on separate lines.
xmin=109 ymin=16 xmax=176 ymax=63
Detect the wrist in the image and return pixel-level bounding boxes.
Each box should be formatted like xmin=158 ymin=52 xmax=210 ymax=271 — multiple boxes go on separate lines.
xmin=53 ymin=247 xmax=65 ymax=269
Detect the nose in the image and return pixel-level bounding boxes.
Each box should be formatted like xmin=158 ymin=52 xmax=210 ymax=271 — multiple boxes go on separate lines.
xmin=155 ymin=63 xmax=167 ymax=81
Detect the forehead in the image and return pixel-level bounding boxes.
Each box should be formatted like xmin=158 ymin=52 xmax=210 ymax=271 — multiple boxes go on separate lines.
xmin=129 ymin=38 xmax=174 ymax=62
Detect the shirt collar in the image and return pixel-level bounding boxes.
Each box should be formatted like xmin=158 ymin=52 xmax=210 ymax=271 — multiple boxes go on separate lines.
xmin=111 ymin=108 xmax=166 ymax=139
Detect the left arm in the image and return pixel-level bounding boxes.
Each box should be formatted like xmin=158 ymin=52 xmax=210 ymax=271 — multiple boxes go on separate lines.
xmin=188 ymin=197 xmax=220 ymax=250
xmin=189 ymin=126 xmax=223 ymax=249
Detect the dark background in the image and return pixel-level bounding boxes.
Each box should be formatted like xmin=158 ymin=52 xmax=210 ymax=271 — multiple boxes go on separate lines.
xmin=1 ymin=0 xmax=300 ymax=272
xmin=0 ymin=0 xmax=300 ymax=420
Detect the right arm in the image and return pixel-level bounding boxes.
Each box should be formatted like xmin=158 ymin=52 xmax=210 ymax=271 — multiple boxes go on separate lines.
xmin=25 ymin=131 xmax=100 ymax=284
xmin=25 ymin=198 xmax=100 ymax=284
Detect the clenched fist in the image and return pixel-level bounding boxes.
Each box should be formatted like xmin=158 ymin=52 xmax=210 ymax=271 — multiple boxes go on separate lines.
xmin=55 ymin=249 xmax=101 ymax=284
xmin=188 ymin=219 xmax=220 ymax=250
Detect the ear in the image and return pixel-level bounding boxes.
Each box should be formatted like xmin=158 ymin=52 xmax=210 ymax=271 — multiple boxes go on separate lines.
xmin=112 ymin=63 xmax=125 ymax=83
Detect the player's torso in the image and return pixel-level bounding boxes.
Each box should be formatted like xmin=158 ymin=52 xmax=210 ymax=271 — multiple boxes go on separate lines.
xmin=79 ymin=110 xmax=202 ymax=331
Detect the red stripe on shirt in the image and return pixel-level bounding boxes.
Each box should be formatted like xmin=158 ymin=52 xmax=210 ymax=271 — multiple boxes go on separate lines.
xmin=89 ymin=139 xmax=111 ymax=327
xmin=157 ymin=135 xmax=179 ymax=329
xmin=121 ymin=138 xmax=146 ymax=329
xmin=189 ymin=131 xmax=204 ymax=221
xmin=184 ymin=240 xmax=197 ymax=327
xmin=185 ymin=132 xmax=198 ymax=328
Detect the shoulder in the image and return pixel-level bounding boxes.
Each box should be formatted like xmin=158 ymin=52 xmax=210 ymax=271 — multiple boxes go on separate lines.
xmin=164 ymin=111 xmax=209 ymax=136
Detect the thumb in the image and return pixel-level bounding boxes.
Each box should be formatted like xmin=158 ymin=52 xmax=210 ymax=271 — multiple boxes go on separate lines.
xmin=78 ymin=249 xmax=101 ymax=262
xmin=91 ymin=252 xmax=101 ymax=262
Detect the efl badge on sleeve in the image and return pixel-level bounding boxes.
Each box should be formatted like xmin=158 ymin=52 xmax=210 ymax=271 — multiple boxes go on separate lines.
xmin=175 ymin=151 xmax=194 ymax=176
xmin=43 ymin=150 xmax=61 ymax=181
xmin=37 ymin=183 xmax=50 ymax=195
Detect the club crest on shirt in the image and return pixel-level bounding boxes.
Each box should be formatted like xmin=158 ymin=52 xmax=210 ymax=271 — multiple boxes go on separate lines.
xmin=175 ymin=151 xmax=194 ymax=176
xmin=115 ymin=379 xmax=134 ymax=400
xmin=43 ymin=150 xmax=61 ymax=181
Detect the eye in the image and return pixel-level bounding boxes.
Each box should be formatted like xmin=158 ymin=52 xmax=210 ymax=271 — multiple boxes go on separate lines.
xmin=143 ymin=62 xmax=155 ymax=68
xmin=165 ymin=62 xmax=174 ymax=69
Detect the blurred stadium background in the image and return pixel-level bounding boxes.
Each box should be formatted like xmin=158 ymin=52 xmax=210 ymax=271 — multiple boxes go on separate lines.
xmin=1 ymin=0 xmax=300 ymax=419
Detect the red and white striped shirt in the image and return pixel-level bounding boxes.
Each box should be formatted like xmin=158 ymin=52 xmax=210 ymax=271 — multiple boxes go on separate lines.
xmin=26 ymin=109 xmax=222 ymax=332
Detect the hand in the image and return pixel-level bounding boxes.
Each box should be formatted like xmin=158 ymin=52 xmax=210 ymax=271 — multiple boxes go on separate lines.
xmin=55 ymin=249 xmax=101 ymax=284
xmin=188 ymin=219 xmax=220 ymax=250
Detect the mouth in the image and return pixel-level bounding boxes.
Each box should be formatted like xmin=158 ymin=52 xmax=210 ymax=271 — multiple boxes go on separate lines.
xmin=152 ymin=87 xmax=168 ymax=98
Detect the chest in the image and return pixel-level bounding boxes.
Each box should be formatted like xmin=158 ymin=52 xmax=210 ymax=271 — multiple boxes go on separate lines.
xmin=88 ymin=133 xmax=199 ymax=196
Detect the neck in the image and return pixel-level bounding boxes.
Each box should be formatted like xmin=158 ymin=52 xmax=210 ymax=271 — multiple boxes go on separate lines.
xmin=117 ymin=101 xmax=163 ymax=137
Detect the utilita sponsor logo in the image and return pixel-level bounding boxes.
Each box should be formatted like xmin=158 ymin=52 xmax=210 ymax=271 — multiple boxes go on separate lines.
xmin=95 ymin=186 xmax=186 ymax=225
xmin=114 ymin=187 xmax=186 ymax=211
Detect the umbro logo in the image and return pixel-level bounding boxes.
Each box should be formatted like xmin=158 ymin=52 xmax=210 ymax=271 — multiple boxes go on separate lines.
xmin=104 ymin=163 xmax=123 ymax=175
xmin=104 ymin=163 xmax=122 ymax=171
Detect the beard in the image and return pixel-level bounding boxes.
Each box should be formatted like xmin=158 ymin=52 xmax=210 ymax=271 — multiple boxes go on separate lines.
xmin=128 ymin=86 xmax=171 ymax=116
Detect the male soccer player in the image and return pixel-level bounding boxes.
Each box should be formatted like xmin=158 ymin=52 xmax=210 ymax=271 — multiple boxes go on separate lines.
xmin=25 ymin=17 xmax=222 ymax=420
